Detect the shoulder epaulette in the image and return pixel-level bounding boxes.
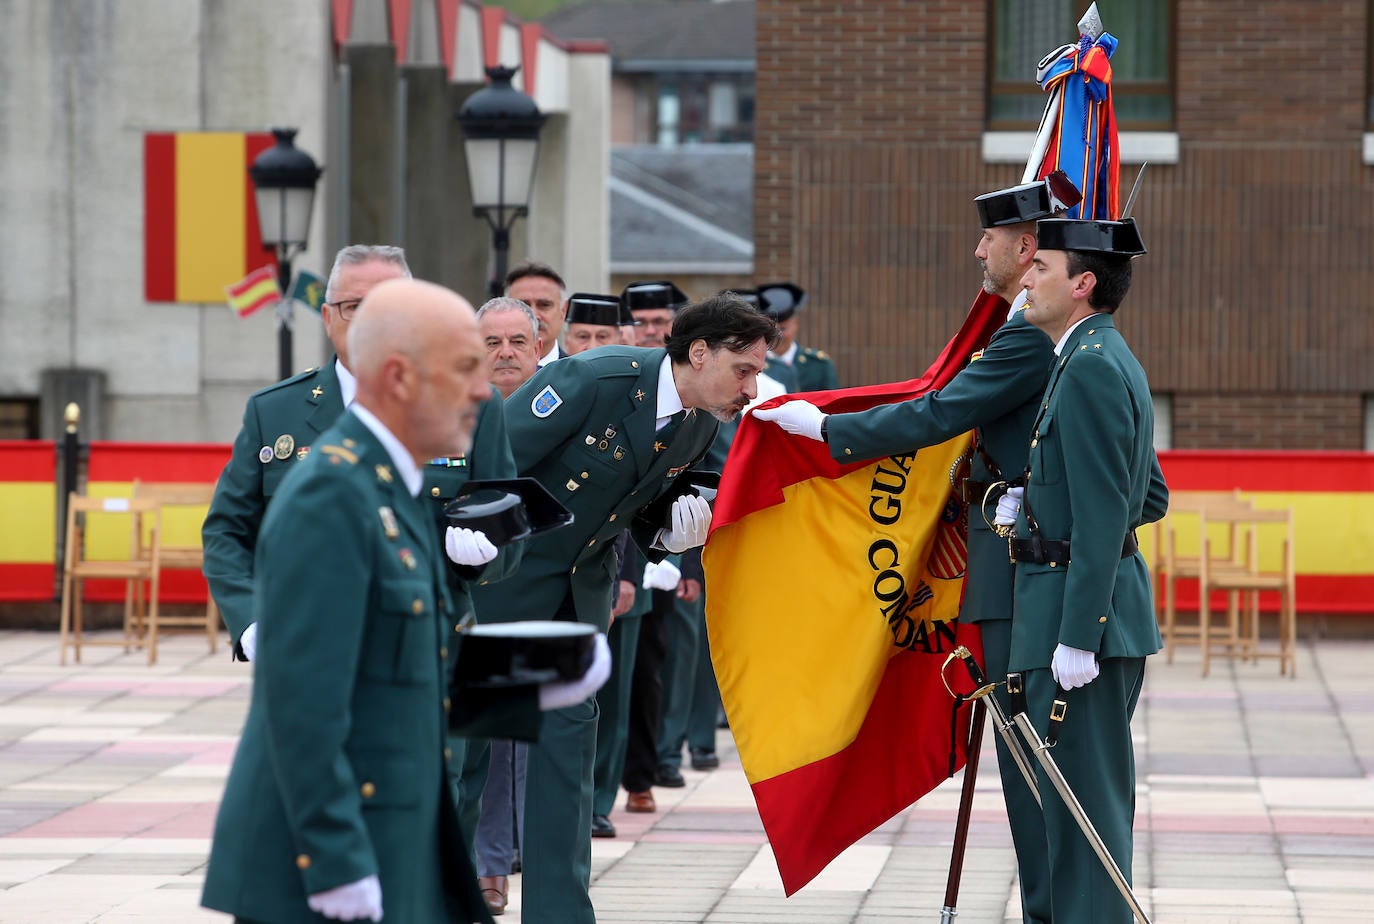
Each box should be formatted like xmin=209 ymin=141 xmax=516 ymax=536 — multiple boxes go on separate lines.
xmin=582 ymin=346 xmax=653 ymax=379
xmin=253 ymin=365 xmax=323 ymax=398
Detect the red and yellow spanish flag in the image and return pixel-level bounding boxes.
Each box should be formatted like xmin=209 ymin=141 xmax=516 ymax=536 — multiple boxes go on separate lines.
xmin=144 ymin=131 xmax=277 ymax=303
xmin=703 ymin=290 xmax=1008 ymax=895
xmin=225 ymin=264 xmax=280 ymax=318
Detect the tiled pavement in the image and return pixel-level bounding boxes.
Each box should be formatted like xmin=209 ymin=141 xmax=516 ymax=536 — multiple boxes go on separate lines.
xmin=1 ymin=630 xmax=1373 ymax=922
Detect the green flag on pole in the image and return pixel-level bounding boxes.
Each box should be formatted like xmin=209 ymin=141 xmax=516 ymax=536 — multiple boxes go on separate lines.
xmin=290 ymin=269 xmax=326 ymax=314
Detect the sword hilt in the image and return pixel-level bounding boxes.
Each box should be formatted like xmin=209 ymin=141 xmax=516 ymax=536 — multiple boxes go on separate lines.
xmin=942 ymin=646 xmax=997 ymax=702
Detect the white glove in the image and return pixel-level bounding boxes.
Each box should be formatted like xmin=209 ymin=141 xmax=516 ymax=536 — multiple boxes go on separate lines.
xmin=660 ymin=494 xmax=712 ymax=553
xmin=539 ymin=633 xmax=612 ymax=711
xmin=307 ymin=874 xmax=383 ymax=922
xmin=445 ymin=527 xmax=498 ymax=566
xmin=642 ymin=559 xmax=682 ymax=592
xmin=752 ymin=401 xmax=827 ymax=442
xmin=239 ymin=622 xmax=258 ymax=662
xmin=1051 ymin=643 xmax=1100 ymax=690
xmin=994 ymin=486 xmax=1024 ymax=527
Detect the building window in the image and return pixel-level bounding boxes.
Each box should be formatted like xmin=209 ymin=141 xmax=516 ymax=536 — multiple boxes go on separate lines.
xmin=0 ymin=398 xmax=40 ymax=440
xmin=989 ymin=0 xmax=1173 ymax=131
xmin=1152 ymin=393 xmax=1173 ymax=451
xmin=649 ymin=74 xmax=754 ymax=146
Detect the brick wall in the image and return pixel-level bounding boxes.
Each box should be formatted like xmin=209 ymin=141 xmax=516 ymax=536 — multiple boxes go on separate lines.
xmin=754 ymin=1 xmax=1374 ymax=450
xmin=1172 ymin=393 xmax=1365 ymax=450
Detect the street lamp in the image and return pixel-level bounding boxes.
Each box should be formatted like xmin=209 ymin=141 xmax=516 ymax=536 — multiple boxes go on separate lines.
xmin=456 ymin=66 xmax=547 ymax=298
xmin=249 ymin=127 xmax=323 ymax=381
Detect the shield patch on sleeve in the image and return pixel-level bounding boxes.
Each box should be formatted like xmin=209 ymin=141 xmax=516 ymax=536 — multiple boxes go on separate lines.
xmin=532 ymin=385 xmax=563 ymax=418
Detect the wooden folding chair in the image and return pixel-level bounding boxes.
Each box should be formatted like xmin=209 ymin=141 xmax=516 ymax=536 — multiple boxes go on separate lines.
xmin=1156 ymin=490 xmax=1254 ymax=664
xmin=131 ymin=480 xmax=221 ymax=660
xmin=1200 ymin=505 xmax=1297 ymax=677
xmin=58 ymin=495 xmax=161 ymax=665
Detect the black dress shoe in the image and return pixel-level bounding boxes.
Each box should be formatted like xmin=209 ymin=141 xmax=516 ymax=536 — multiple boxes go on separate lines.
xmin=689 ymin=747 xmax=719 ymax=770
xmin=591 ymin=814 xmax=616 ymax=838
xmin=654 ymin=765 xmax=685 ymax=788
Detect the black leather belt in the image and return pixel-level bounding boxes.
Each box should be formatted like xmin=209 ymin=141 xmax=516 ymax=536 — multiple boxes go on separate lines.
xmin=962 ymin=480 xmax=1003 ymax=505
xmin=1009 ymin=530 xmax=1139 ymax=565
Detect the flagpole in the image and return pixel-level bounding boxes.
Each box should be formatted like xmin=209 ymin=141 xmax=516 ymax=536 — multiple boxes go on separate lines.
xmin=939 ymin=698 xmax=987 ymax=924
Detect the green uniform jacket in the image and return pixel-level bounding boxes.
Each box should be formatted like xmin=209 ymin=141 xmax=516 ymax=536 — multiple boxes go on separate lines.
xmin=421 ymin=388 xmax=525 ymax=680
xmin=1010 ymin=315 xmax=1169 ymax=671
xmin=763 ymin=356 xmax=800 ymax=392
xmin=201 ymin=412 xmax=536 ymax=924
xmin=826 ymin=309 xmax=1053 ymax=625
xmin=203 ymin=363 xmax=345 ymax=648
xmin=793 ymin=344 xmax=840 ymax=391
xmin=474 ymin=346 xmax=719 ymax=632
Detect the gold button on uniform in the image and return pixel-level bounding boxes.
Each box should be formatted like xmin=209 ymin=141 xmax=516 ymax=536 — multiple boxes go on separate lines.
xmin=581 ymin=471 xmax=590 ymax=479
xmin=608 ymin=514 xmax=617 ymax=522
xmin=1031 ymin=439 xmax=1038 ymax=447
xmin=1099 ymin=616 xmax=1108 ymax=623
xmin=443 ymin=696 xmax=451 ymax=713
xmin=587 ymin=539 xmax=596 ymax=548
xmin=296 ymin=854 xmax=312 ymax=870
xmin=431 ymin=487 xmax=441 ymax=497
xmin=412 ymin=599 xmax=424 ymax=614
xmin=444 ymin=747 xmax=452 ymax=761
xmin=440 ymin=647 xmax=448 ymax=659
xmin=844 ymin=448 xmax=852 ymax=455
xmin=360 ymin=781 xmax=376 ymax=798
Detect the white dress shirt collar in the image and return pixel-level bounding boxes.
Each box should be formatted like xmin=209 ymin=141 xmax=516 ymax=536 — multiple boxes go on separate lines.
xmin=538 ymin=341 xmax=561 ymax=367
xmin=654 ymin=355 xmax=685 ymax=429
xmin=335 ymin=358 xmax=357 ymax=408
xmin=348 ymin=404 xmax=424 ymax=497
xmin=768 ymin=341 xmax=799 ymax=365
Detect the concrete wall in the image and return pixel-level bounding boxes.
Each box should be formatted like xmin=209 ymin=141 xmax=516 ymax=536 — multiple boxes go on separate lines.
xmin=0 ymin=1 xmax=329 ymax=443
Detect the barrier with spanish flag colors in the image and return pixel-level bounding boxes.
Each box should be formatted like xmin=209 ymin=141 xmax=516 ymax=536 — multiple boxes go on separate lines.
xmin=702 ymin=289 xmax=1008 ymax=895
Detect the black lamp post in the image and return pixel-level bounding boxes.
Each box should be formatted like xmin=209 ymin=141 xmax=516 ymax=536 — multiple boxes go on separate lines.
xmin=249 ymin=128 xmax=323 ymax=381
xmin=456 ymin=66 xmax=547 ymax=298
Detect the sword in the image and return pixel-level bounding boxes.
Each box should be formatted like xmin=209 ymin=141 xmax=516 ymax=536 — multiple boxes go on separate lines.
xmin=1121 ymin=162 xmax=1149 ymax=219
xmin=1005 ymin=671 xmax=1154 ymax=924
xmin=941 ymin=647 xmax=1041 ymax=807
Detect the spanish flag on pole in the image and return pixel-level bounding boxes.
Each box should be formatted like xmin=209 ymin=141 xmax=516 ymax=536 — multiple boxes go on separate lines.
xmin=224 ymin=264 xmax=280 ymax=319
xmin=703 ymin=290 xmax=1008 ymax=895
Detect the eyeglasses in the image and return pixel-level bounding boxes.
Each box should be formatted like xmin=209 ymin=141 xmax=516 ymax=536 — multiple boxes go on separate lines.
xmin=327 ymin=298 xmax=363 ymax=320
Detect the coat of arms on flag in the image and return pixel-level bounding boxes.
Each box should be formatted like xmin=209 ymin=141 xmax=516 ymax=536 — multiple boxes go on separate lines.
xmin=224 ymin=265 xmax=280 ymax=318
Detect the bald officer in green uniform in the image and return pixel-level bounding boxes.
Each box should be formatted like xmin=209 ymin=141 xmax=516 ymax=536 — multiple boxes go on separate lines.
xmin=1007 ymin=217 xmax=1167 ymax=924
xmin=201 ymin=279 xmax=606 ymax=924
xmin=753 ymin=173 xmax=1081 ymax=924
xmin=758 ymin=282 xmax=840 ymax=392
xmin=474 ymin=293 xmax=778 ymax=924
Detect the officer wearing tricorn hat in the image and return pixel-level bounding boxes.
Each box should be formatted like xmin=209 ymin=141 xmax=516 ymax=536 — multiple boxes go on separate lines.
xmin=758 ymin=282 xmax=840 ymax=392
xmin=622 ymin=279 xmax=690 ymax=347
xmin=563 ymin=292 xmax=624 ymax=355
xmin=1003 ymin=214 xmax=1168 ymax=924
xmin=754 ymin=170 xmax=1079 ymax=923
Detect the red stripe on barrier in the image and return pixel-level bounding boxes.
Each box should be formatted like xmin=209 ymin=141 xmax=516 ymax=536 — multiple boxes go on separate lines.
xmin=1164 ymin=574 xmax=1374 ymax=615
xmin=0 ymin=564 xmax=54 ymax=602
xmin=1159 ymin=451 xmax=1374 ymax=493
xmin=85 ymin=443 xmax=231 ymax=483
xmin=0 ymin=442 xmax=56 ymax=481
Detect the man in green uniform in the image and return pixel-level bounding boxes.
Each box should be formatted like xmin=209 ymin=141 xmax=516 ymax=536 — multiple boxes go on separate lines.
xmin=201 ymin=244 xmax=524 ymax=872
xmin=1008 ymin=216 xmax=1167 ymax=924
xmin=475 ymin=293 xmax=777 ymax=923
xmin=753 ymin=174 xmax=1079 ymax=924
xmin=758 ymin=282 xmax=839 ymax=392
xmin=201 ymin=279 xmax=606 ymax=924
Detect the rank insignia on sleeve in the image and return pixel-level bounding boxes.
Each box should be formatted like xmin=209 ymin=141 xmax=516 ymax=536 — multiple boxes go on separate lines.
xmin=311 ymin=386 xmax=323 ymax=398
xmin=375 ymin=465 xmax=393 ymax=483
xmin=273 ymin=434 xmax=295 ymax=460
xmin=532 ymin=385 xmax=563 ymax=418
xmin=258 ymin=446 xmax=274 ymax=464
xmin=378 ymin=506 xmax=400 ymax=539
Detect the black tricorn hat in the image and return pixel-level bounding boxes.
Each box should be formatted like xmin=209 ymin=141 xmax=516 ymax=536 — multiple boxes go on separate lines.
xmin=638 ymin=470 xmax=722 ymax=533
xmin=617 ymin=299 xmax=640 ymax=326
xmin=454 ymin=620 xmax=596 ymax=689
xmin=974 ymin=169 xmax=1083 ymax=228
xmin=621 ymin=280 xmax=690 ymax=313
xmin=1035 ymin=217 xmax=1148 ymax=257
xmin=566 ymin=293 xmax=622 ymax=327
xmin=444 ymin=477 xmax=574 ymax=546
xmin=756 ymin=282 xmax=807 ymax=321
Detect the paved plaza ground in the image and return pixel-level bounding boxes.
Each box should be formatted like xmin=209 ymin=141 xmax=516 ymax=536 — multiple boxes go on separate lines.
xmin=0 ymin=628 xmax=1371 ymax=923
